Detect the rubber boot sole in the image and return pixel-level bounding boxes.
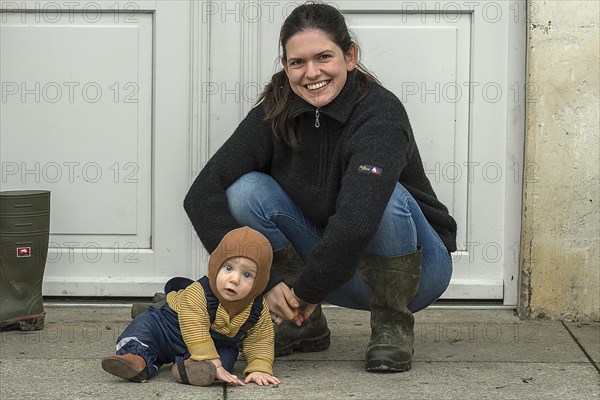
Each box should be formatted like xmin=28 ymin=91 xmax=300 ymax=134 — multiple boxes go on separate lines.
xmin=275 ymin=329 xmax=331 ymax=357
xmin=102 ymin=356 xmax=147 ymax=383
xmin=366 ymin=348 xmax=414 ymax=372
xmin=0 ymin=315 xmax=45 ymax=331
xmin=171 ymin=360 xmax=216 ymax=386
xmin=366 ymin=359 xmax=411 ymax=372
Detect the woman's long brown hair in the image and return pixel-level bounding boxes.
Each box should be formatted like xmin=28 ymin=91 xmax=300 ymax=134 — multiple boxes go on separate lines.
xmin=256 ymin=2 xmax=379 ymax=151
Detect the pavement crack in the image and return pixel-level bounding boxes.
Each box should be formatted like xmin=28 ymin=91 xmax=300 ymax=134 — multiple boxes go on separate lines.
xmin=561 ymin=321 xmax=600 ymax=374
xmin=222 ymin=381 xmax=228 ymax=400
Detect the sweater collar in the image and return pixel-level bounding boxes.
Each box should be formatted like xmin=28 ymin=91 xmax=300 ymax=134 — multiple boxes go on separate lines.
xmin=288 ymin=70 xmax=358 ymax=123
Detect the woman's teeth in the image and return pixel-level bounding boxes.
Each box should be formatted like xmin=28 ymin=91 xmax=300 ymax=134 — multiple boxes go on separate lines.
xmin=307 ymin=80 xmax=330 ymax=90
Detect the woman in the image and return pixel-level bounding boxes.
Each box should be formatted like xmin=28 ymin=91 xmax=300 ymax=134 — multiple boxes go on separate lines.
xmin=184 ymin=2 xmax=457 ymax=372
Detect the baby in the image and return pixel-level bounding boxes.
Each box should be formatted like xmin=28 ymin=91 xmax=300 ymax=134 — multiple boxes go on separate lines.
xmin=102 ymin=226 xmax=280 ymax=386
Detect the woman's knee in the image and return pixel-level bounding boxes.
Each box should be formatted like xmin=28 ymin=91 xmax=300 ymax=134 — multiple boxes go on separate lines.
xmin=226 ymin=172 xmax=273 ymax=216
xmin=226 ymin=172 xmax=270 ymax=199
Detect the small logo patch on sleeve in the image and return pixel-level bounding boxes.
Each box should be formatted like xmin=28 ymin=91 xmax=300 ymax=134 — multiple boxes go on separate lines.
xmin=358 ymin=165 xmax=383 ymax=175
xmin=17 ymin=247 xmax=31 ymax=257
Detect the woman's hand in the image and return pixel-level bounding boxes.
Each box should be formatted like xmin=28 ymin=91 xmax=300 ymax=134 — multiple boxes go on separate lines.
xmin=264 ymin=283 xmax=317 ymax=326
xmin=264 ymin=282 xmax=301 ymax=324
xmin=210 ymin=359 xmax=245 ymax=386
xmin=290 ymin=288 xmax=317 ymax=326
xmin=244 ymin=372 xmax=281 ymax=386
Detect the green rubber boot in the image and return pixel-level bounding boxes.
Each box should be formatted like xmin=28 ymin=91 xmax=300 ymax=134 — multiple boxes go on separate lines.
xmin=130 ymin=292 xmax=167 ymax=319
xmin=0 ymin=190 xmax=50 ymax=331
xmin=358 ymin=247 xmax=422 ymax=372
xmin=275 ymin=302 xmax=331 ymax=357
xmin=272 ymin=243 xmax=330 ymax=357
xmin=272 ymin=243 xmax=305 ymax=287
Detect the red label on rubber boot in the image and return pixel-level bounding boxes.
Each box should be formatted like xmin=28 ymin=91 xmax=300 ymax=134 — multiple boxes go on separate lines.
xmin=16 ymin=247 xmax=31 ymax=257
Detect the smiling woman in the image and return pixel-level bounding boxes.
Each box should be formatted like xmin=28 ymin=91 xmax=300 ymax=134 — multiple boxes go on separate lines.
xmin=282 ymin=29 xmax=357 ymax=109
xmin=184 ymin=1 xmax=457 ymax=373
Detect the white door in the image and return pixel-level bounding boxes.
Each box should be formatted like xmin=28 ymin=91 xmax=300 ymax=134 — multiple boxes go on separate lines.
xmin=207 ymin=0 xmax=526 ymax=305
xmin=1 ymin=1 xmax=194 ymax=295
xmin=1 ymin=1 xmax=526 ymax=304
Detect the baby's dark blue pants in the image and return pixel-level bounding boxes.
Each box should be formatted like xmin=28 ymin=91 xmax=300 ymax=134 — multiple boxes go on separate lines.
xmin=115 ymin=304 xmax=239 ymax=378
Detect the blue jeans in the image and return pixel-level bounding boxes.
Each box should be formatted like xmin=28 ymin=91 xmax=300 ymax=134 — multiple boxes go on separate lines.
xmin=226 ymin=172 xmax=452 ymax=313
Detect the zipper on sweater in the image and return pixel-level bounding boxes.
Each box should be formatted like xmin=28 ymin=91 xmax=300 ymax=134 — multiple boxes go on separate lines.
xmin=317 ymin=131 xmax=328 ymax=186
xmin=314 ymin=109 xmax=320 ymax=128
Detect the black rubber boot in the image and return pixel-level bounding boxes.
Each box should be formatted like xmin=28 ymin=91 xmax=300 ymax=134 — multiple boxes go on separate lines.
xmin=272 ymin=243 xmax=331 ymax=357
xmin=0 ymin=190 xmax=50 ymax=331
xmin=271 ymin=242 xmax=305 ymax=287
xmin=275 ymin=303 xmax=331 ymax=357
xmin=358 ymin=247 xmax=422 ymax=372
xmin=130 ymin=292 xmax=166 ymax=319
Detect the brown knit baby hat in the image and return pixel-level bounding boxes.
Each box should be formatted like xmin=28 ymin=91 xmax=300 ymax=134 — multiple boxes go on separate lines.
xmin=207 ymin=227 xmax=273 ymax=317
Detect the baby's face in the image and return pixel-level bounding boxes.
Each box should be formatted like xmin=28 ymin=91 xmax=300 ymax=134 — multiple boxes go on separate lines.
xmin=215 ymin=256 xmax=258 ymax=301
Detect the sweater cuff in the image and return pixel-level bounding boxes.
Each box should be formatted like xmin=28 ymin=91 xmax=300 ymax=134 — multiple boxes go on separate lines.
xmin=187 ymin=340 xmax=219 ymax=362
xmin=263 ymin=274 xmax=284 ymax=294
xmin=293 ymin=275 xmax=327 ymax=304
xmin=243 ymin=358 xmax=273 ymax=376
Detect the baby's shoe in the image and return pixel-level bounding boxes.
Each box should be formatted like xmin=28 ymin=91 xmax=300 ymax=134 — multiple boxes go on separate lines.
xmin=101 ymin=354 xmax=147 ymax=383
xmin=171 ymin=359 xmax=216 ymax=386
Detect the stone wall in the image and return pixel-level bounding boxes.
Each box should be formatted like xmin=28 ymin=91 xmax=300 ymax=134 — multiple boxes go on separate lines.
xmin=519 ymin=0 xmax=599 ymax=320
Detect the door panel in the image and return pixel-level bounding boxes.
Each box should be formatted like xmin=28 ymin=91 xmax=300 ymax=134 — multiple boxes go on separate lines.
xmin=0 ymin=1 xmax=192 ymax=296
xmin=211 ymin=1 xmax=525 ymax=303
xmin=1 ymin=13 xmax=152 ymax=246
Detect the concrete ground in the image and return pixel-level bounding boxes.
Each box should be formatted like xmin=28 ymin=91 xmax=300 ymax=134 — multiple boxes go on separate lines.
xmin=0 ymin=303 xmax=598 ymax=400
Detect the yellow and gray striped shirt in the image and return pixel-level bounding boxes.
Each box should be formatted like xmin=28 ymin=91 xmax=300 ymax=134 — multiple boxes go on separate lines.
xmin=166 ymin=280 xmax=274 ymax=376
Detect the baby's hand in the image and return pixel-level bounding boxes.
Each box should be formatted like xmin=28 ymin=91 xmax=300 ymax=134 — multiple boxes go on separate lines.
xmin=210 ymin=359 xmax=245 ymax=386
xmin=244 ymin=372 xmax=281 ymax=386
